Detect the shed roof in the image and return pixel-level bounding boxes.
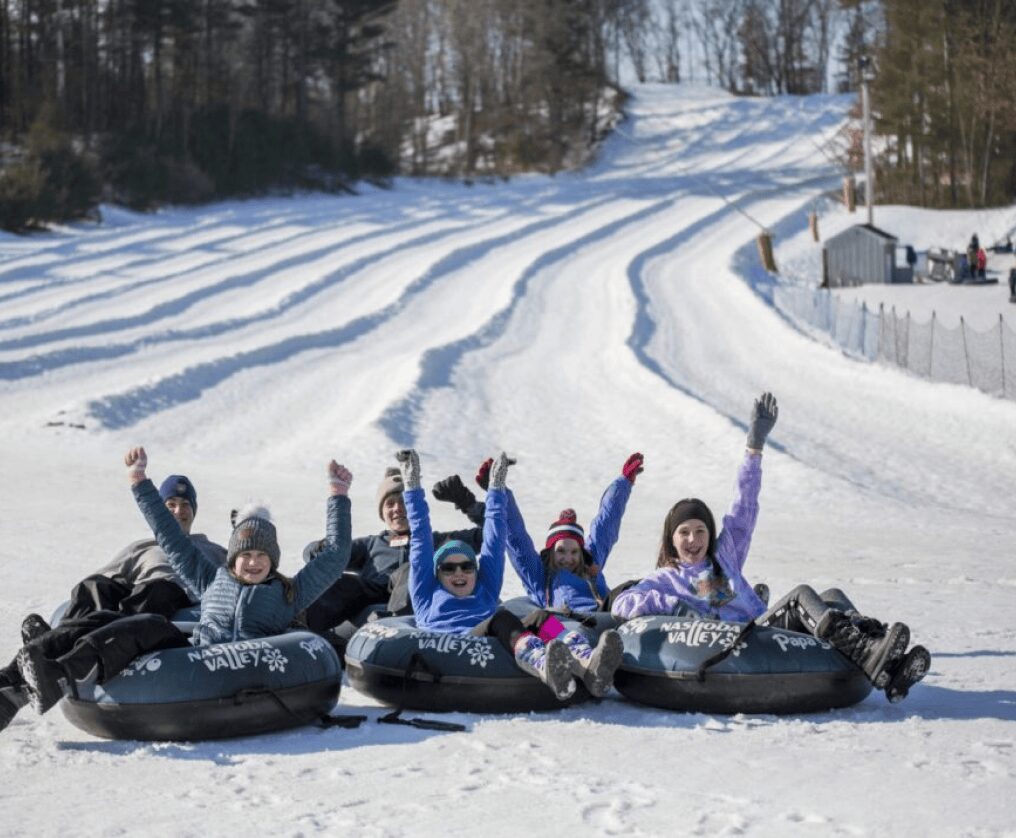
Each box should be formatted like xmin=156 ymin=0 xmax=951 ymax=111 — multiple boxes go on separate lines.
xmin=826 ymin=222 xmax=899 ymax=247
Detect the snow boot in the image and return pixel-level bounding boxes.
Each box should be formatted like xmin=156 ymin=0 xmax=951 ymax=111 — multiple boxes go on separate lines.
xmin=16 ymin=644 xmax=97 ymax=715
xmin=21 ymin=613 xmax=51 ymax=645
xmin=752 ymin=583 xmax=770 ymax=606
xmin=820 ymin=611 xmax=909 ymax=689
xmin=884 ymin=645 xmax=931 ymax=704
xmin=513 ymin=635 xmax=576 ymax=701
xmin=0 ymin=669 xmax=29 ymax=733
xmin=560 ymin=629 xmax=623 ymax=698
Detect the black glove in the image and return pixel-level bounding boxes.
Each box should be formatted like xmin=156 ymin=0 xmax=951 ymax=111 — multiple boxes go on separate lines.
xmin=432 ymin=475 xmax=477 ymax=511
xmin=746 ymin=392 xmax=778 ymax=450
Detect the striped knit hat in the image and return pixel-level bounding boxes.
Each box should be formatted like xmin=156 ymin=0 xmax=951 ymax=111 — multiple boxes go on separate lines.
xmin=545 ymin=509 xmax=585 ymax=550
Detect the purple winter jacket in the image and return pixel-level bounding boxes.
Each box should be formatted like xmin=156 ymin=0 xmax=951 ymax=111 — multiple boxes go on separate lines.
xmin=611 ymin=453 xmax=767 ymax=622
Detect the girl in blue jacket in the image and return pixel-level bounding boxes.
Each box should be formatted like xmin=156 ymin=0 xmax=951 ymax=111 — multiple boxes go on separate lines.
xmin=400 ymin=448 xmax=610 ymax=701
xmin=16 ymin=447 xmax=354 ymax=717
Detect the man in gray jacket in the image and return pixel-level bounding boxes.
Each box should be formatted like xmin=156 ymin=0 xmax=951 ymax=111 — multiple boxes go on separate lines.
xmin=0 ymin=474 xmax=225 ymax=732
xmin=303 ymin=466 xmax=483 ymax=637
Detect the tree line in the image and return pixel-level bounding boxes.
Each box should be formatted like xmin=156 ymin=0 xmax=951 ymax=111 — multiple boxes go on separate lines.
xmin=0 ymin=1 xmax=1012 ymax=232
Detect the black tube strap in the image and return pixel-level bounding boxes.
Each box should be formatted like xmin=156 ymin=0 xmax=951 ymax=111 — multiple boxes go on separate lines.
xmin=378 ymin=709 xmax=466 ymax=733
xmin=695 ymin=621 xmax=757 ymax=682
xmin=233 ymin=687 xmax=366 ymax=729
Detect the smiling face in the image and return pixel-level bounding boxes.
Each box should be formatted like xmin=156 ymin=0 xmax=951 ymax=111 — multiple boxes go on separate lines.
xmin=551 ymin=538 xmax=583 ymax=573
xmin=165 ymin=498 xmax=194 ymax=534
xmin=232 ymin=550 xmax=272 ymax=584
xmin=437 ymin=554 xmax=478 ymax=597
xmin=381 ymin=494 xmax=409 ymax=535
xmin=671 ymin=519 xmax=710 ymax=565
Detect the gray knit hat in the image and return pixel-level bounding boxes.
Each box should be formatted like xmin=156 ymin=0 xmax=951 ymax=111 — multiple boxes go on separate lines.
xmin=376 ymin=467 xmax=404 ymax=520
xmin=227 ymin=505 xmax=281 ymax=570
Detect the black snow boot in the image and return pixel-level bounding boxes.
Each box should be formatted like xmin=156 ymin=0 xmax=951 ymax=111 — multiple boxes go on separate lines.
xmin=20 ymin=614 xmax=51 ymax=645
xmin=752 ymin=583 xmax=770 ymax=606
xmin=821 ymin=612 xmax=910 ymax=689
xmin=884 ymin=645 xmax=931 ymax=704
xmin=0 ymin=668 xmax=29 ymax=733
xmin=16 ymin=644 xmax=97 ymax=715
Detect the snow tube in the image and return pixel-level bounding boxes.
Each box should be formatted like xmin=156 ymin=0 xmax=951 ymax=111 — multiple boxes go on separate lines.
xmin=59 ymin=626 xmax=342 ymax=741
xmin=345 ymin=603 xmax=615 ymax=713
xmin=613 ymin=616 xmax=872 ymax=714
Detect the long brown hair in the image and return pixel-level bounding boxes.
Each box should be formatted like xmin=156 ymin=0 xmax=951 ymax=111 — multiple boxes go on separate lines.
xmin=656 ymin=498 xmax=718 ymax=569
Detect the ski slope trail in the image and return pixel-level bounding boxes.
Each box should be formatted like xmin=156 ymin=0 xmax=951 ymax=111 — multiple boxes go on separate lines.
xmin=0 ymin=84 xmax=1013 ymax=836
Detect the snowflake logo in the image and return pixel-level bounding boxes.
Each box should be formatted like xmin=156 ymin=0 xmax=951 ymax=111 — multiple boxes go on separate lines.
xmin=300 ymin=637 xmax=328 ymax=659
xmin=468 ymin=642 xmax=495 ymax=668
xmin=361 ymin=623 xmax=400 ymax=640
xmin=263 ymin=647 xmax=288 ymax=672
xmin=620 ymin=617 xmax=652 ymax=635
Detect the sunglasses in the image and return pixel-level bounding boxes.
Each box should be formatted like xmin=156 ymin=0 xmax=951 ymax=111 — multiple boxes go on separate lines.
xmin=438 ymin=560 xmax=477 ymax=575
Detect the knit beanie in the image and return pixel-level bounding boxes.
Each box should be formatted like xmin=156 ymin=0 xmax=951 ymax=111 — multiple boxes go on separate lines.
xmin=545 ymin=509 xmax=585 ymax=551
xmin=668 ymin=498 xmax=717 ymax=556
xmin=433 ymin=540 xmax=477 ymax=576
xmin=376 ymin=467 xmax=404 ymax=520
xmin=159 ymin=474 xmax=197 ymax=514
xmin=227 ymin=504 xmax=281 ymax=570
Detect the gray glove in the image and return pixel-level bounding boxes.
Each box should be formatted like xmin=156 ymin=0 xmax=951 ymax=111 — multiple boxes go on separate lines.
xmin=487 ymin=452 xmax=512 ymax=490
xmin=746 ymin=392 xmax=778 ymax=450
xmin=394 ymin=449 xmax=421 ymax=490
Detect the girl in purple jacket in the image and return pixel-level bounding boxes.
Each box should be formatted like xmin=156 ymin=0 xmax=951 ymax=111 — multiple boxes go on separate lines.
xmin=612 ymin=393 xmax=930 ymax=703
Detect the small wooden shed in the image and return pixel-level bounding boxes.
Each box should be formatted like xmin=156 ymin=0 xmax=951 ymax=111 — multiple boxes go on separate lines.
xmin=822 ymin=223 xmax=912 ymax=287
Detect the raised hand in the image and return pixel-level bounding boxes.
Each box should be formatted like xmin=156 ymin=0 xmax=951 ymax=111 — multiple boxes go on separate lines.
xmin=746 ymin=392 xmax=778 ymax=451
xmin=432 ymin=475 xmax=477 ymax=510
xmin=124 ymin=446 xmax=148 ymax=485
xmin=487 ymin=451 xmax=513 ymax=490
xmin=328 ymin=460 xmax=353 ymax=496
xmin=622 ymin=452 xmax=644 ymax=484
xmin=476 ymin=455 xmax=516 ymax=491
xmin=394 ymin=449 xmax=421 ymax=490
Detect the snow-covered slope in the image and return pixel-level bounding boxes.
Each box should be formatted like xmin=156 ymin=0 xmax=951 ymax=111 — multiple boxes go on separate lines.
xmin=1 ymin=83 xmax=1013 ymax=836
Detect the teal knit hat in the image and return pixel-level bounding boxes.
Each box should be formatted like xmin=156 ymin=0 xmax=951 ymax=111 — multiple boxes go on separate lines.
xmin=433 ymin=540 xmax=477 ymax=576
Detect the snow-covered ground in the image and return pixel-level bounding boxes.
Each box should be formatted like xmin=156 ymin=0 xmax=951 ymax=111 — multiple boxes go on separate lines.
xmin=1 ymin=83 xmax=1014 ymax=837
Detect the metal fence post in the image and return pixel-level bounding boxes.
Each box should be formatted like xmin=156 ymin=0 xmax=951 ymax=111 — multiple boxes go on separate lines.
xmin=1001 ymin=314 xmax=1007 ymax=398
xmin=877 ymin=303 xmax=884 ymax=360
xmin=859 ymin=301 xmax=867 ymax=355
xmin=960 ymin=316 xmax=972 ymax=386
xmin=929 ymin=311 xmax=936 ymax=379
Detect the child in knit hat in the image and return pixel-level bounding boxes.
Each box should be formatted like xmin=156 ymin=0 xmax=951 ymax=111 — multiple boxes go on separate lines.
xmin=612 ymin=392 xmax=930 ymax=704
xmin=394 ymin=450 xmax=617 ymax=698
xmin=15 ymin=447 xmax=355 ymax=720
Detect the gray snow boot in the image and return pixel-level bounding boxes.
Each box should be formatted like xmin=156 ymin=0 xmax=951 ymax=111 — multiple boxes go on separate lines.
xmin=560 ymin=629 xmax=624 ymax=698
xmin=514 ymin=635 xmax=576 ymax=701
xmin=820 ymin=611 xmax=909 ymax=689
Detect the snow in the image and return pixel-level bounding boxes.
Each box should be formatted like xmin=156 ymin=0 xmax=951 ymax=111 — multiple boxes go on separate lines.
xmin=1 ymin=82 xmax=1014 ymax=836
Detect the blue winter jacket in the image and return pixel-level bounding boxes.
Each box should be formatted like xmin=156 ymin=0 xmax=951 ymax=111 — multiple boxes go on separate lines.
xmin=505 ymin=477 xmax=632 ymax=612
xmin=133 ymin=479 xmax=352 ymax=646
xmin=407 ymin=485 xmax=507 ymax=633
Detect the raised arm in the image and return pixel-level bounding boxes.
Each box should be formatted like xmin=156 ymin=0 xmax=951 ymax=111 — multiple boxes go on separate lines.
xmin=292 ymin=461 xmax=354 ymax=611
xmin=125 ymin=446 xmax=215 ymax=595
xmin=399 ymin=450 xmax=439 ymax=612
xmin=586 ymin=452 xmax=641 ymax=568
xmin=432 ymin=474 xmax=485 ymax=527
xmin=475 ymin=452 xmax=511 ymax=598
xmin=716 ymin=394 xmax=775 ymax=572
xmin=502 ymin=487 xmax=545 ymax=596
